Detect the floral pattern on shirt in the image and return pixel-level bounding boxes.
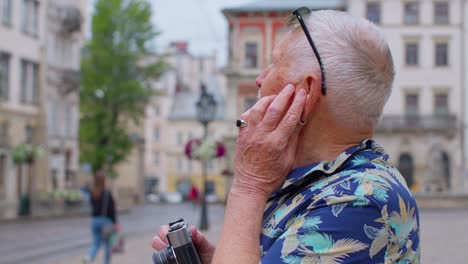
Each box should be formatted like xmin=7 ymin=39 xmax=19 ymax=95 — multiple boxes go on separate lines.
xmin=260 ymin=140 xmax=420 ymax=264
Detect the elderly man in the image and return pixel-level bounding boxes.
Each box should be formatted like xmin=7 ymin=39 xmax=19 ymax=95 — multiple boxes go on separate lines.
xmin=153 ymin=9 xmax=420 ymax=264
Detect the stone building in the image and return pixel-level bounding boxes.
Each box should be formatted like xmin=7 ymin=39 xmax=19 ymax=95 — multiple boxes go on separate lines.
xmin=144 ymin=42 xmax=231 ymax=200
xmin=0 ymin=0 xmax=86 ymax=218
xmin=348 ymin=0 xmax=468 ymax=195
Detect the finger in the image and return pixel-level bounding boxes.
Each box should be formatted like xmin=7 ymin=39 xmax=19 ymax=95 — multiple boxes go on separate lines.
xmin=190 ymin=226 xmax=216 ymax=255
xmin=157 ymin=225 xmax=170 ymax=244
xmin=261 ymin=84 xmax=296 ymax=131
xmin=152 ymin=236 xmax=168 ymax=250
xmin=275 ymin=88 xmax=307 ymax=136
xmin=239 ymin=95 xmax=276 ymax=127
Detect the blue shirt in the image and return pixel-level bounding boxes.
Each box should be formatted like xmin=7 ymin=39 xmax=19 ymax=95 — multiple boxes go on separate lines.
xmin=260 ymin=140 xmax=420 ymax=263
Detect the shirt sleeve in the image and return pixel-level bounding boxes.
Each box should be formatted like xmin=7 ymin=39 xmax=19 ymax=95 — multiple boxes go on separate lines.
xmin=261 ymin=199 xmax=386 ymax=264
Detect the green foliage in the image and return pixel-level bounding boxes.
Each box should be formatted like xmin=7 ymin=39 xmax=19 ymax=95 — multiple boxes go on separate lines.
xmin=11 ymin=144 xmax=44 ymax=164
xmin=80 ymin=0 xmax=166 ymax=176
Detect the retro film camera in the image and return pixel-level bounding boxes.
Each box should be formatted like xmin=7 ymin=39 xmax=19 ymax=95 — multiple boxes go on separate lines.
xmin=152 ymin=219 xmax=202 ymax=264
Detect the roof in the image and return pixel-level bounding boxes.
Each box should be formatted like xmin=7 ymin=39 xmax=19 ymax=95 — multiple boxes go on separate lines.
xmin=222 ymin=0 xmax=346 ymax=13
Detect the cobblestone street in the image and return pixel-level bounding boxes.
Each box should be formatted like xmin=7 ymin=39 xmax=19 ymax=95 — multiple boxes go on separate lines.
xmin=0 ymin=203 xmax=466 ymax=264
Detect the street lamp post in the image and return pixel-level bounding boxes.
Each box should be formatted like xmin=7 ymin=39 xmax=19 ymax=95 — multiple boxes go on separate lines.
xmin=196 ymin=84 xmax=217 ymax=231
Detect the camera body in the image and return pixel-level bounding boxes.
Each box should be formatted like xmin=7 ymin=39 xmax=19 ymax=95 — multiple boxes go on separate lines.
xmin=152 ymin=219 xmax=202 ymax=264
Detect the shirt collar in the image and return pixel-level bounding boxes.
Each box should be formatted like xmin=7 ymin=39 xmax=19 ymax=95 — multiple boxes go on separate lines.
xmin=271 ymin=139 xmax=381 ymax=198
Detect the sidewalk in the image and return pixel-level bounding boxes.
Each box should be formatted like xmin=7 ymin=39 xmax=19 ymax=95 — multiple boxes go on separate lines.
xmin=53 ymin=223 xmax=222 ymax=264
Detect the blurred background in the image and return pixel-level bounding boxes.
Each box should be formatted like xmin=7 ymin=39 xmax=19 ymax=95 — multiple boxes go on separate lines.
xmin=0 ymin=0 xmax=467 ymax=263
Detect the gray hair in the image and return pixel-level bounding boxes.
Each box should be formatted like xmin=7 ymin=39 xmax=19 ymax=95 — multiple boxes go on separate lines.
xmin=288 ymin=10 xmax=395 ymax=131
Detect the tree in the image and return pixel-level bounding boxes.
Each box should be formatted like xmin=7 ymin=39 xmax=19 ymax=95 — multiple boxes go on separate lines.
xmin=80 ymin=0 xmax=166 ymax=177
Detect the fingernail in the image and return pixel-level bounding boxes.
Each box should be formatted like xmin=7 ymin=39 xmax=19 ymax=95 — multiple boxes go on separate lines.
xmin=298 ymin=89 xmax=306 ymax=97
xmin=284 ymin=84 xmax=294 ymax=93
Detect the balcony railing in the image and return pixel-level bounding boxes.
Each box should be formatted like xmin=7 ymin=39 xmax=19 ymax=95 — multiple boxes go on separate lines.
xmin=47 ymin=68 xmax=81 ymax=95
xmin=376 ymin=114 xmax=457 ymax=136
xmin=58 ymin=6 xmax=82 ymax=34
xmin=59 ymin=70 xmax=81 ymax=95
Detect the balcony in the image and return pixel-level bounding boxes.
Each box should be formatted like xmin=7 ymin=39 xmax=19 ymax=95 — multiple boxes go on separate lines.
xmin=57 ymin=6 xmax=82 ymax=34
xmin=57 ymin=70 xmax=80 ymax=95
xmin=376 ymin=114 xmax=457 ymax=137
xmin=47 ymin=67 xmax=81 ymax=95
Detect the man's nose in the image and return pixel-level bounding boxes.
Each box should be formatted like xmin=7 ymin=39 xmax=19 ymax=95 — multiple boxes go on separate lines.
xmin=256 ymin=65 xmax=271 ymax=88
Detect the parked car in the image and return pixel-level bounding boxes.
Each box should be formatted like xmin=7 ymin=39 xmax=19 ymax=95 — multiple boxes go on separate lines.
xmin=146 ymin=193 xmax=160 ymax=203
xmin=206 ymin=193 xmax=219 ymax=203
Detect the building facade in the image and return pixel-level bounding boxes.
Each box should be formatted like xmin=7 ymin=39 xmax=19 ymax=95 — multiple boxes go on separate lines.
xmin=43 ymin=0 xmax=84 ymax=193
xmin=223 ymin=0 xmax=468 ymax=197
xmin=348 ymin=0 xmax=467 ymax=194
xmin=144 ymin=42 xmax=231 ymax=200
xmin=0 ymin=0 xmax=86 ymax=218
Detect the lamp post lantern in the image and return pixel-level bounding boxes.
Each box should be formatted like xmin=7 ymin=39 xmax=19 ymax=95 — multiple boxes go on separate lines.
xmin=196 ymin=83 xmax=217 ymax=231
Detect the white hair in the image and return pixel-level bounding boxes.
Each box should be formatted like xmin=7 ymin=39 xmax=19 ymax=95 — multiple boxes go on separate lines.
xmin=289 ymin=10 xmax=395 ymax=131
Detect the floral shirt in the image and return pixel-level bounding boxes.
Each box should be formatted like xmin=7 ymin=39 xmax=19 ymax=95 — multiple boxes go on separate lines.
xmin=260 ymin=140 xmax=420 ymax=264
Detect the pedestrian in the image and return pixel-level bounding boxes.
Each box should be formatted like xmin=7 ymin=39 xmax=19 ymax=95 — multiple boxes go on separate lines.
xmin=153 ymin=9 xmax=420 ymax=263
xmin=188 ymin=184 xmax=199 ymax=209
xmin=83 ymin=170 xmax=118 ymax=264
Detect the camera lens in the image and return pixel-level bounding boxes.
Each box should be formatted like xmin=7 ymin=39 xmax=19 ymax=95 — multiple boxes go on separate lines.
xmin=152 ymin=247 xmax=177 ymax=264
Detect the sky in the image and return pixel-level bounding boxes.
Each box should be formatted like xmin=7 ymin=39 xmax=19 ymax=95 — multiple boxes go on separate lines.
xmin=152 ymin=0 xmax=252 ymax=66
xmin=88 ymin=0 xmax=254 ymax=66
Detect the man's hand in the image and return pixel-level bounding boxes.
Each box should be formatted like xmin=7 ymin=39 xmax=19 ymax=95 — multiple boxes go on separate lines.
xmin=152 ymin=225 xmax=215 ymax=264
xmin=233 ymin=84 xmax=307 ymax=199
xmin=212 ymin=84 xmax=308 ymax=263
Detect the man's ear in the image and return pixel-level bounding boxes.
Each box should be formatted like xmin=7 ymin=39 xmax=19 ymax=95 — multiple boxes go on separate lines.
xmin=301 ymin=75 xmax=321 ymax=122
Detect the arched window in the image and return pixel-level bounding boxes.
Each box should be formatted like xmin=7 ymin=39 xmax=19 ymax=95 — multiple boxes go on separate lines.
xmin=398 ymin=153 xmax=414 ymax=189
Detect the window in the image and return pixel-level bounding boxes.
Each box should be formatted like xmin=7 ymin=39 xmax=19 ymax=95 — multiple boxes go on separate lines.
xmin=2 ymin=0 xmax=12 ymax=25
xmin=51 ymin=169 xmax=58 ymax=190
xmin=0 ymin=122 xmax=8 ymax=146
xmin=187 ymin=160 xmax=192 ymax=171
xmin=405 ymin=93 xmax=419 ymax=116
xmin=22 ymin=0 xmax=39 ymax=36
xmin=154 ymin=105 xmax=160 ymax=116
xmin=153 ymin=151 xmax=160 ymax=165
xmin=404 ymin=2 xmax=419 ymax=24
xmin=0 ymin=52 xmax=10 ymax=100
xmin=0 ymin=154 xmax=6 ymax=195
xmin=177 ymin=157 xmax=183 ymax=172
xmin=207 ymin=160 xmax=214 ymax=171
xmin=206 ymin=181 xmax=215 ymax=195
xmin=434 ymin=93 xmax=449 ymax=115
xmin=20 ymin=60 xmax=39 ymax=104
xmin=49 ymin=101 xmax=58 ymax=135
xmin=176 ymin=132 xmax=183 ymax=145
xmin=405 ymin=43 xmax=419 ymax=66
xmin=25 ymin=125 xmax=34 ymax=143
xmin=199 ymin=60 xmax=204 ymax=73
xmin=244 ymin=97 xmax=257 ymax=112
xmin=244 ymin=42 xmax=258 ymax=68
xmin=398 ymin=154 xmax=414 ymax=189
xmin=154 ymin=127 xmax=160 ymax=141
xmin=434 ymin=2 xmax=449 ymax=24
xmin=435 ymin=42 xmax=448 ymax=66
xmin=366 ymin=2 xmax=381 ymax=24
xmin=64 ymin=106 xmax=73 ymax=137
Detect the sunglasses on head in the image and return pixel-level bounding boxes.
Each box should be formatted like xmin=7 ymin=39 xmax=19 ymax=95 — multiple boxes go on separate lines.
xmin=292 ymin=7 xmax=327 ymax=95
